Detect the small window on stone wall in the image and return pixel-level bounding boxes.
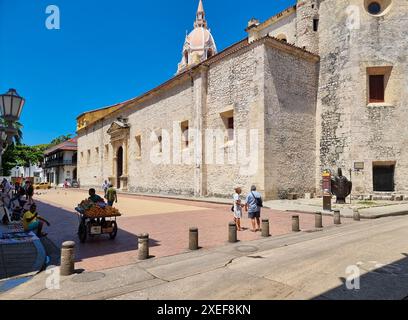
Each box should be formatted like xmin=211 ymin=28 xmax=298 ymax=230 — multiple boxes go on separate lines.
xmin=369 ymin=75 xmax=384 ymax=103
xmin=367 ymin=66 xmax=392 ymax=104
xmin=105 ymin=145 xmax=109 ymax=159
xmin=158 ymin=135 xmax=163 ymax=154
xmin=180 ymin=121 xmax=189 ymax=149
xmin=135 ymin=135 xmax=142 ymax=158
xmin=87 ymin=150 xmax=91 ymax=163
xmin=313 ymin=19 xmax=319 ymax=32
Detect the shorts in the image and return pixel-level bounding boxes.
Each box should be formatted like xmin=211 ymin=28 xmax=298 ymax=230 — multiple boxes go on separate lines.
xmin=26 ymin=221 xmax=40 ymax=232
xmin=248 ymin=211 xmax=261 ymax=219
xmin=107 ymin=201 xmax=114 ymax=207
xmin=234 ymin=210 xmax=242 ymax=219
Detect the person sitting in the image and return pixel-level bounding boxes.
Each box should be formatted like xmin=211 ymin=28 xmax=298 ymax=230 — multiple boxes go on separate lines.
xmin=88 ymin=188 xmax=104 ymax=204
xmin=22 ymin=204 xmax=50 ymax=237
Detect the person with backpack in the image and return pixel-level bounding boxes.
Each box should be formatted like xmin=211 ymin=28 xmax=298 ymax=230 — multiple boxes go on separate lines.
xmin=245 ymin=185 xmax=263 ymax=232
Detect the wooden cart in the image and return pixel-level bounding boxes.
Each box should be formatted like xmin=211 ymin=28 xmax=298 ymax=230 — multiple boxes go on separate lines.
xmin=75 ymin=206 xmax=121 ymax=243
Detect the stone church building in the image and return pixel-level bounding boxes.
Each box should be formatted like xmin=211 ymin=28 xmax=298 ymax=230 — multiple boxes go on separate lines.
xmin=77 ymin=0 xmax=408 ymax=200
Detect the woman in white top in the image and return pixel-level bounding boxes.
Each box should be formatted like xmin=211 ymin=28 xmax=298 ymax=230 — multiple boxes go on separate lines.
xmin=233 ymin=187 xmax=244 ymax=231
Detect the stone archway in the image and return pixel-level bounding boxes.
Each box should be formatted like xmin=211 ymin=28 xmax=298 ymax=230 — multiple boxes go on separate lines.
xmin=116 ymin=146 xmax=123 ymax=189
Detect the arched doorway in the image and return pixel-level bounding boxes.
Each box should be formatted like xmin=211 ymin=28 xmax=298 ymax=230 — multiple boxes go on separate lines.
xmin=116 ymin=147 xmax=123 ymax=189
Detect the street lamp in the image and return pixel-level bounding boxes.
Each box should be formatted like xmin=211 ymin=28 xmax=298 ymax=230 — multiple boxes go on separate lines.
xmin=0 ymin=88 xmax=25 ymax=176
xmin=0 ymin=89 xmax=25 ymax=122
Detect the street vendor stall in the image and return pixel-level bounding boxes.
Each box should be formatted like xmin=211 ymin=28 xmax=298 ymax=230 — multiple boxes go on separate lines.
xmin=75 ymin=200 xmax=121 ymax=243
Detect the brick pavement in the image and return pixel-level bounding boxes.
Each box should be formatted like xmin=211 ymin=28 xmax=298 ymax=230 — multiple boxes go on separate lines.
xmin=34 ymin=189 xmax=351 ymax=272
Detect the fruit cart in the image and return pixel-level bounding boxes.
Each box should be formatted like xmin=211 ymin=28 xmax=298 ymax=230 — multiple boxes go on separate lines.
xmin=75 ymin=200 xmax=121 ymax=243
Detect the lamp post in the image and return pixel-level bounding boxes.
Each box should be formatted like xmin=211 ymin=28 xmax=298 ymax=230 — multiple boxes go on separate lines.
xmin=0 ymin=89 xmax=25 ymax=176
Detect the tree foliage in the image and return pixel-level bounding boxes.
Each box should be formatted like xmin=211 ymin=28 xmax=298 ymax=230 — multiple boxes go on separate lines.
xmin=49 ymin=134 xmax=73 ymax=147
xmin=1 ymin=133 xmax=73 ymax=176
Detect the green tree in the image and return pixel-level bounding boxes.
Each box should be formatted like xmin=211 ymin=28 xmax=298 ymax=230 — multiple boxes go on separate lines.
xmin=2 ymin=144 xmax=49 ymax=176
xmin=49 ymin=134 xmax=73 ymax=147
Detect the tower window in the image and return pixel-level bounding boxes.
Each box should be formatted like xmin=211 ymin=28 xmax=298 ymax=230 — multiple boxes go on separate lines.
xmin=184 ymin=51 xmax=189 ymax=64
xmin=207 ymin=49 xmax=214 ymax=59
xmin=369 ymin=75 xmax=385 ymax=103
xmin=313 ymin=19 xmax=319 ymax=32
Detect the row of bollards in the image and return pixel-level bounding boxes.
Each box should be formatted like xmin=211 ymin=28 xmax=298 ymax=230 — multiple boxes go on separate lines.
xmin=293 ymin=208 xmax=361 ymax=232
xmin=59 ymin=209 xmax=362 ymax=275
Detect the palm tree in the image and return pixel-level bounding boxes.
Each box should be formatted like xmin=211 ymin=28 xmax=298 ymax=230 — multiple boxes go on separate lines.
xmin=0 ymin=118 xmax=23 ymax=146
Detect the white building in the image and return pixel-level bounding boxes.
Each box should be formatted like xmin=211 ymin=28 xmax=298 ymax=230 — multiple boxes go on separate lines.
xmin=10 ymin=165 xmax=44 ymax=183
xmin=43 ymin=137 xmax=78 ymax=186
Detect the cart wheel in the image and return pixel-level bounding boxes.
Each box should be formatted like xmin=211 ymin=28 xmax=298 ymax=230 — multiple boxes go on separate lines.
xmin=78 ymin=222 xmax=87 ymax=243
xmin=109 ymin=221 xmax=118 ymax=240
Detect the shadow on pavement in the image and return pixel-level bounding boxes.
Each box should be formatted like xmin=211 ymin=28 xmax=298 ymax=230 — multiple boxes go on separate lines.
xmin=35 ymin=200 xmax=160 ymax=264
xmin=312 ymin=253 xmax=408 ymax=300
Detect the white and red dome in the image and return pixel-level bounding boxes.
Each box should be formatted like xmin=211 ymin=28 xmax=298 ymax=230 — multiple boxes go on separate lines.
xmin=177 ymin=0 xmax=217 ymax=74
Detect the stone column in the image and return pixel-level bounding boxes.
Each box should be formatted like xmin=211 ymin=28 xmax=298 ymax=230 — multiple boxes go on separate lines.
xmin=193 ymin=66 xmax=209 ymax=197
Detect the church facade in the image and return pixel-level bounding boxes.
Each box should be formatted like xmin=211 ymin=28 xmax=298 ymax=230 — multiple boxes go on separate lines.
xmin=77 ymin=0 xmax=408 ymax=199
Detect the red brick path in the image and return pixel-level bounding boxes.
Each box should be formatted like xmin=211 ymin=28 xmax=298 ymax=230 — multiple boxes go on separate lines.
xmin=36 ymin=198 xmax=346 ymax=272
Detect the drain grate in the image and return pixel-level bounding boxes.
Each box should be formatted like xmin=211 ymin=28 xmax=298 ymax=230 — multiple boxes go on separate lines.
xmin=235 ymin=245 xmax=259 ymax=253
xmin=71 ymin=272 xmax=106 ymax=283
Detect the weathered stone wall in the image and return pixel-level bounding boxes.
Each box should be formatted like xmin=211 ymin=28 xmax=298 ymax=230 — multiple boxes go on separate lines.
xmin=264 ymin=44 xmax=319 ymax=199
xmin=77 ymin=119 xmax=112 ymax=189
xmin=205 ymin=44 xmax=265 ymax=198
xmin=126 ymin=80 xmax=196 ymax=195
xmin=78 ymin=79 xmax=197 ymax=195
xmin=258 ymin=12 xmax=297 ymax=44
xmin=316 ymin=0 xmax=408 ymax=194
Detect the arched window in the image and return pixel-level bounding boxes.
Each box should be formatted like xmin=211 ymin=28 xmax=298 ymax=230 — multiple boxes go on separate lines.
xmin=276 ymin=34 xmax=288 ymax=43
xmin=207 ymin=48 xmax=214 ymax=59
xmin=184 ymin=51 xmax=189 ymax=64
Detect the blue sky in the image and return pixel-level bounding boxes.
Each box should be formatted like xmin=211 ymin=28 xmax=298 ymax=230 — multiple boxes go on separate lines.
xmin=0 ymin=0 xmax=295 ymax=146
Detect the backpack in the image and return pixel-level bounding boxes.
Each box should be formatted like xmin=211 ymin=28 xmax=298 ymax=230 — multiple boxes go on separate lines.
xmin=251 ymin=192 xmax=263 ymax=208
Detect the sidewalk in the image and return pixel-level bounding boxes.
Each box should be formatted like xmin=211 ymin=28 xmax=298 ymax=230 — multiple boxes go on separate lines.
xmin=72 ymin=188 xmax=408 ymax=220
xmin=264 ymin=199 xmax=408 ymax=219
xmin=2 ymin=215 xmax=408 ymax=300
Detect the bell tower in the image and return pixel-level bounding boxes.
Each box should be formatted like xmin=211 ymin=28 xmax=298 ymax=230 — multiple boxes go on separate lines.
xmin=295 ymin=0 xmax=320 ymax=54
xmin=177 ymin=0 xmax=217 ymax=74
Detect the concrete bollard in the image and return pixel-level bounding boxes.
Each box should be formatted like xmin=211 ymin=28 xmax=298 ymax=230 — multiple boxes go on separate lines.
xmin=315 ymin=211 xmax=323 ymax=228
xmin=353 ymin=208 xmax=361 ymax=221
xmin=229 ymin=222 xmax=237 ymax=243
xmin=261 ymin=219 xmax=270 ymax=237
xmin=292 ymin=215 xmax=300 ymax=232
xmin=334 ymin=210 xmax=341 ymax=225
xmin=189 ymin=227 xmax=199 ymax=250
xmin=138 ymin=233 xmax=150 ymax=260
xmin=60 ymin=241 xmax=75 ymax=276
